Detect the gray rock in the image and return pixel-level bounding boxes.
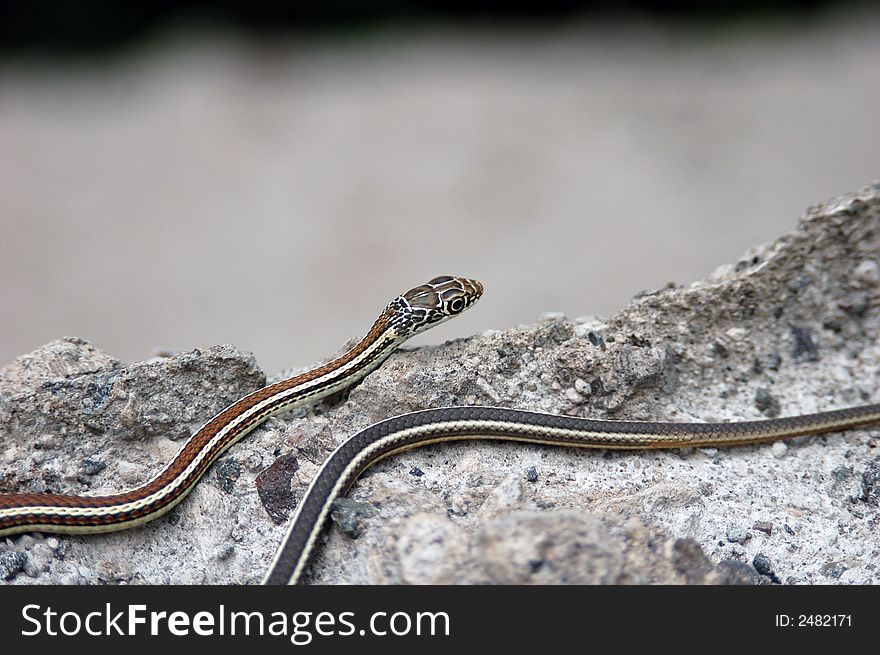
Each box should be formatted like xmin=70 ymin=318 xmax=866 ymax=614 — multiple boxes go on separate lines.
xmin=2 ymin=185 xmax=880 ymax=585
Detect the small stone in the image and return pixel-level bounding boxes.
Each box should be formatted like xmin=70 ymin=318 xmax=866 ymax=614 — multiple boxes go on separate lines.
xmin=526 ymin=466 xmax=538 ymax=482
xmin=754 ymin=388 xmax=780 ymax=418
xmin=752 ymin=521 xmax=773 ymax=536
xmin=330 ymin=498 xmax=377 ymax=539
xmin=821 ymin=561 xmax=847 ymax=579
xmin=790 ymin=325 xmax=820 ymax=362
xmin=831 ymin=466 xmax=851 ymax=482
xmin=627 ymin=334 xmax=651 ymax=348
xmin=215 ymin=459 xmax=241 ymax=494
xmin=0 ymin=550 xmax=28 ymax=581
xmin=861 ymin=457 xmax=880 ymax=506
xmin=80 ymin=458 xmax=107 ymax=476
xmin=586 ymin=331 xmax=606 ymax=350
xmin=753 ymin=553 xmax=780 ymax=583
xmin=767 ymin=353 xmax=782 ymax=371
xmin=726 ymin=526 xmax=750 ymax=545
xmin=255 ymin=454 xmax=300 ymax=525
xmin=783 ymin=524 xmax=795 ymax=536
xmin=409 ymin=467 xmax=424 ymax=477
xmin=574 ymin=378 xmax=591 ymax=395
xmin=770 ymin=442 xmax=787 ymax=458
xmin=564 ymin=388 xmax=584 ymax=404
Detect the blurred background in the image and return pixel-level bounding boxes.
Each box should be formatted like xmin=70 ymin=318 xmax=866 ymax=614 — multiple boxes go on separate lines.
xmin=1 ymin=1 xmax=878 ymax=373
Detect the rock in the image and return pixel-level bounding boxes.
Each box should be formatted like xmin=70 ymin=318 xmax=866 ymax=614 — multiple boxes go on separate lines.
xmin=0 ymin=550 xmax=28 ymax=581
xmin=2 ymin=185 xmax=880 ymax=585
xmin=255 ymin=454 xmax=300 ymax=525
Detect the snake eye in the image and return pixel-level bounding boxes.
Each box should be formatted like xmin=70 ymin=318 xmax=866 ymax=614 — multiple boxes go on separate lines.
xmin=449 ymin=298 xmax=465 ymax=314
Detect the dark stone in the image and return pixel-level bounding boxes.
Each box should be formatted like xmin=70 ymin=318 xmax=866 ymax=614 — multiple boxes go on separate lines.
xmin=587 ymin=331 xmax=606 ymax=351
xmin=790 ymin=325 xmax=820 ymax=362
xmin=215 ymin=459 xmax=242 ymax=494
xmin=496 ymin=346 xmax=521 ymax=377
xmin=860 ymin=457 xmax=880 ymax=506
xmin=752 ymin=553 xmax=781 ymax=583
xmin=80 ymin=458 xmax=106 ymax=476
xmin=712 ymin=340 xmax=730 ymax=359
xmin=409 ymin=467 xmax=424 ymax=477
xmin=627 ymin=334 xmax=651 ymax=348
xmin=256 ymin=454 xmax=300 ymax=524
xmin=526 ymin=466 xmax=538 ymax=482
xmin=754 ymin=389 xmax=780 ymax=418
xmin=546 ymin=323 xmax=573 ymax=345
xmin=330 ymin=497 xmax=377 ymax=538
xmin=822 ymin=318 xmax=843 ymax=333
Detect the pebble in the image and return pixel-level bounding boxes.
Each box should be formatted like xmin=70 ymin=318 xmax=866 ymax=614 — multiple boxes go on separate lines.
xmin=861 ymin=458 xmax=880 ymax=506
xmin=573 ymin=378 xmax=591 ymax=395
xmin=754 ymin=388 xmax=780 ymax=418
xmin=330 ymin=498 xmax=378 ymax=539
xmin=790 ymin=325 xmax=820 ymax=362
xmin=770 ymin=442 xmax=787 ymax=458
xmin=526 ymin=466 xmax=538 ymax=482
xmin=564 ymin=388 xmax=584 ymax=404
xmin=81 ymin=458 xmax=107 ymax=475
xmin=831 ymin=465 xmax=851 ymax=482
xmin=753 ymin=553 xmax=780 ymax=583
xmin=821 ymin=561 xmax=847 ymax=579
xmin=726 ymin=526 xmax=750 ymax=545
xmin=753 ymin=521 xmax=773 ymax=536
xmin=215 ymin=459 xmax=242 ymax=493
xmin=0 ymin=550 xmax=28 ymax=581
xmin=586 ymin=331 xmax=606 ymax=350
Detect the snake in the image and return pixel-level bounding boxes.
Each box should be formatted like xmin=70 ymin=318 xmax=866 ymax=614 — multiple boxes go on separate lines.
xmin=1 ymin=275 xmax=879 ymax=585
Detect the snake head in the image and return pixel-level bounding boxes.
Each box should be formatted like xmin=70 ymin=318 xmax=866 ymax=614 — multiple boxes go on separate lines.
xmin=389 ymin=275 xmax=483 ymax=337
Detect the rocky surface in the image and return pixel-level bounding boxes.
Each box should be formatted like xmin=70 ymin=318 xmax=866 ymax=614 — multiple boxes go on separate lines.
xmin=2 ymin=184 xmax=880 ymax=585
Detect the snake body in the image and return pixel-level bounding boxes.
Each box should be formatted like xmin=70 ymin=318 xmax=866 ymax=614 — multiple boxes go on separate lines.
xmin=1 ymin=275 xmax=878 ymax=586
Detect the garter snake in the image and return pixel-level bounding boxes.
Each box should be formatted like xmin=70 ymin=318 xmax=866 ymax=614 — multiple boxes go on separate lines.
xmin=1 ymin=275 xmax=878 ymax=585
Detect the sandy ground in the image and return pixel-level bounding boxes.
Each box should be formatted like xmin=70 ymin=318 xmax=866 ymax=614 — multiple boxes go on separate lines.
xmin=1 ymin=12 xmax=879 ymax=373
